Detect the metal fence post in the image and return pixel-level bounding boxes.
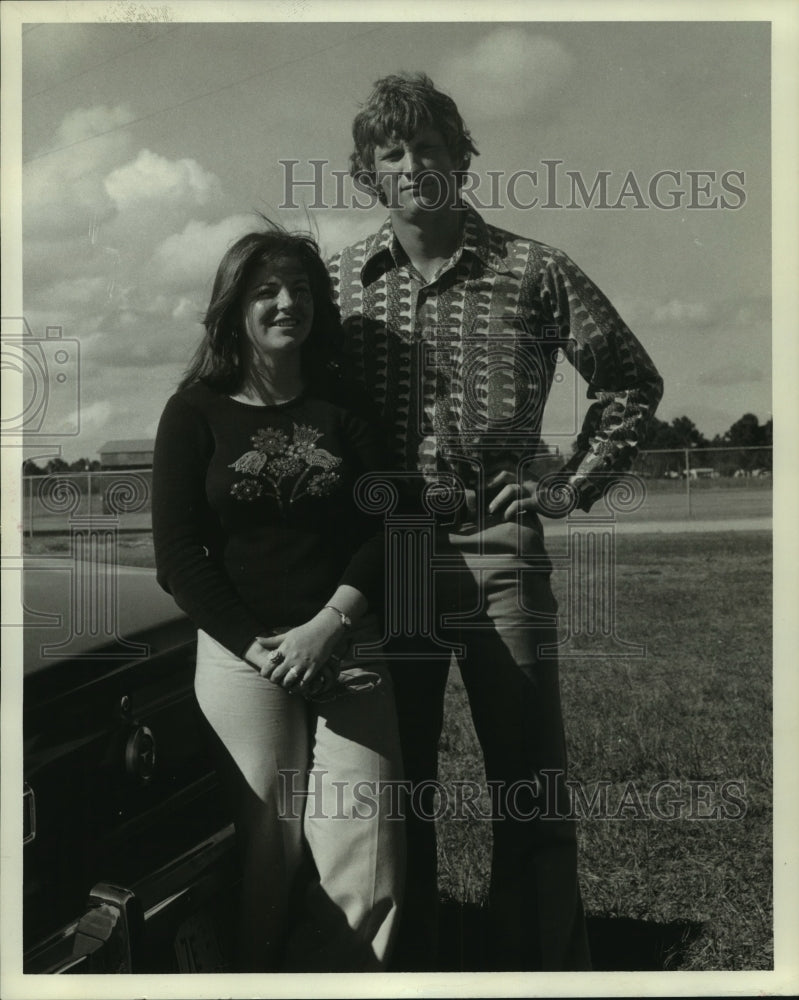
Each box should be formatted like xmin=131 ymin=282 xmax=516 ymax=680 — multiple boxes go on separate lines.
xmin=28 ymin=476 xmax=35 ymax=538
xmin=684 ymin=447 xmax=692 ymax=517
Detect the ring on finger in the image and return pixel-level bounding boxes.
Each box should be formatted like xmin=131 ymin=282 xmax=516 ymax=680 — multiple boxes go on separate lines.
xmin=270 ymin=650 xmax=285 ymax=666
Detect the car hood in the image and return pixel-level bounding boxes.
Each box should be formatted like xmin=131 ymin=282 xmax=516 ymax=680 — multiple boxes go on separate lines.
xmin=21 ymin=562 xmax=190 ymax=677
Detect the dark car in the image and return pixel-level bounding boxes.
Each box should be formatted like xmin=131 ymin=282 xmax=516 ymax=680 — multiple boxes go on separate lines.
xmin=22 ymin=555 xmax=238 ymax=974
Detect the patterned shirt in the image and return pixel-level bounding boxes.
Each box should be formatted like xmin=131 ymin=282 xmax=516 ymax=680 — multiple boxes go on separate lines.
xmin=328 ymin=206 xmax=663 ymax=513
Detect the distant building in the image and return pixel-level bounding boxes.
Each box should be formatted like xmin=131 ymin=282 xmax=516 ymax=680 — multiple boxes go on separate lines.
xmin=98 ymin=439 xmax=154 ymax=470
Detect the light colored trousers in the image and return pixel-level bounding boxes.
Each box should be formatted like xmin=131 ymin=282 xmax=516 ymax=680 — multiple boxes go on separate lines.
xmin=195 ymin=618 xmax=405 ymax=972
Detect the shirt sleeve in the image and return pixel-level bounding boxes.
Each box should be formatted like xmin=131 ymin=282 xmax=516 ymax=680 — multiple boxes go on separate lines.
xmin=540 ymin=250 xmax=664 ymax=511
xmin=151 ymin=392 xmax=266 ymax=657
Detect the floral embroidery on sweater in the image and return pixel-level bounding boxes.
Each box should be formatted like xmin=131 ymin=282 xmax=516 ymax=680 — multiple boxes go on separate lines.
xmin=228 ymin=422 xmax=342 ymax=511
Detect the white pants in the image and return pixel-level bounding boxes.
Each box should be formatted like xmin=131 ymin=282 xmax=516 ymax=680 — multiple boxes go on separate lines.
xmin=195 ymin=619 xmax=405 ymax=972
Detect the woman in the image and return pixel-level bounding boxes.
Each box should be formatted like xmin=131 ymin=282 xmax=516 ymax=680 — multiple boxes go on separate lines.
xmin=151 ymin=225 xmax=404 ymax=972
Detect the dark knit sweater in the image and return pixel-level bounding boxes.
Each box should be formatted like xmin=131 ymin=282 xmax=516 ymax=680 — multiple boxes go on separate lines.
xmin=152 ymin=379 xmax=386 ymax=658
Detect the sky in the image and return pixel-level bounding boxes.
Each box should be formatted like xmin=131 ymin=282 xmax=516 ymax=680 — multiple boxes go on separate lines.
xmin=8 ymin=10 xmax=776 ymax=464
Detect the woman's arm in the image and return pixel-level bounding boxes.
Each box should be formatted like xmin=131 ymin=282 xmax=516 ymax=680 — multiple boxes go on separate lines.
xmin=330 ymin=395 xmax=391 ymax=609
xmin=250 ymin=392 xmax=388 ymax=690
xmin=251 ymin=584 xmax=368 ymax=688
xmin=152 ymin=391 xmax=265 ymax=658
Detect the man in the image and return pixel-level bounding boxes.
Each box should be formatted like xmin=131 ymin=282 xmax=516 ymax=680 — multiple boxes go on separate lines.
xmin=327 ymin=73 xmax=663 ymax=971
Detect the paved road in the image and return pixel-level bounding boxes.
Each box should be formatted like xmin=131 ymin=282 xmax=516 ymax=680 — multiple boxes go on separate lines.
xmin=544 ymin=515 xmax=771 ymax=536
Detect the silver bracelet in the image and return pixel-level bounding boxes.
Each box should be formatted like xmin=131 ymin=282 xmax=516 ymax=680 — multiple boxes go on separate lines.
xmin=323 ymin=605 xmax=352 ymax=629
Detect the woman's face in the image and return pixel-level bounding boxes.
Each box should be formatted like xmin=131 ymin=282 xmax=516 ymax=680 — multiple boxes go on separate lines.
xmin=240 ymin=257 xmax=314 ymax=361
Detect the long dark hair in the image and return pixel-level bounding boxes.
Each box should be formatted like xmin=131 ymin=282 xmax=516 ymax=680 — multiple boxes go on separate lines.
xmin=178 ymin=221 xmax=342 ymax=393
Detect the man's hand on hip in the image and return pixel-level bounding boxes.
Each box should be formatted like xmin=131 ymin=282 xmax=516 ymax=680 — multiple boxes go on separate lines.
xmin=486 ymin=469 xmax=577 ymax=520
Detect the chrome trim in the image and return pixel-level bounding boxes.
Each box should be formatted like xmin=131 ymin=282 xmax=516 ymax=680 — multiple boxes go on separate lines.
xmin=24 ymin=822 xmax=237 ymax=974
xmin=143 ymin=886 xmax=192 ymax=920
xmin=124 ymin=724 xmax=156 ymax=782
xmin=72 ymin=883 xmax=143 ymax=973
xmin=23 ymin=782 xmax=36 ymax=844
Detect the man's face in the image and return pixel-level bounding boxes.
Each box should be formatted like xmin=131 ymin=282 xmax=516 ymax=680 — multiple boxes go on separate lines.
xmin=373 ymin=125 xmax=460 ymax=219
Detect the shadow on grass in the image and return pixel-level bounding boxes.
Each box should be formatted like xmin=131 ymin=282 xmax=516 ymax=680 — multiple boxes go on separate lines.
xmin=585 ymin=915 xmax=705 ymax=971
xmin=438 ymin=902 xmax=704 ymax=971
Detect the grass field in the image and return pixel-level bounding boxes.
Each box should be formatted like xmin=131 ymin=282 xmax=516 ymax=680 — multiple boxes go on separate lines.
xmin=437 ymin=530 xmax=772 ymax=971
xmin=23 ymin=528 xmax=773 ymax=971
xmin=22 ymin=480 xmax=773 ymax=533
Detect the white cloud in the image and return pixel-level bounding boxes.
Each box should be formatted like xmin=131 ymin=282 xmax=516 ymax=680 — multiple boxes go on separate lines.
xmin=147 ymin=208 xmax=387 ymax=292
xmin=104 ymin=149 xmax=221 ymax=210
xmin=78 ymin=313 xmax=198 ymax=371
xmin=148 ymin=214 xmax=260 ymax=289
xmin=438 ymin=29 xmax=574 ymax=121
xmin=312 ymin=209 xmax=384 ymax=259
xmin=72 ymin=399 xmax=113 ymax=432
xmin=24 ymin=106 xmax=223 ymax=250
xmin=615 ymin=294 xmax=770 ymax=337
xmin=54 ymin=104 xmax=133 ymax=148
xmin=23 ymin=104 xmax=236 ymax=376
xmin=33 ymin=276 xmax=111 ymax=309
xmin=651 ymin=299 xmax=712 ymax=326
xmin=23 ymin=105 xmax=165 ymax=241
xmin=172 ymin=297 xmax=200 ymax=321
xmin=21 ymin=100 xmax=405 ymax=467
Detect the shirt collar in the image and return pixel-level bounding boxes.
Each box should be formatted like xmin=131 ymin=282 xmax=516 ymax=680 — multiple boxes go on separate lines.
xmin=359 ymin=205 xmax=515 ymax=286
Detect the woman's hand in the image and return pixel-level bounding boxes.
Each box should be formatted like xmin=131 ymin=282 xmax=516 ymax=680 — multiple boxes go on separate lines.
xmin=248 ymin=610 xmax=347 ymax=693
xmin=487 ymin=470 xmax=577 ymax=521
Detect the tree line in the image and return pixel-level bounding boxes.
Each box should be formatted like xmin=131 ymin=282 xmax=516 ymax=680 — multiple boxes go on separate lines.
xmin=22 ymin=457 xmax=102 ymax=475
xmin=21 ymin=412 xmax=772 ymax=477
xmin=641 ymin=412 xmax=772 ymax=452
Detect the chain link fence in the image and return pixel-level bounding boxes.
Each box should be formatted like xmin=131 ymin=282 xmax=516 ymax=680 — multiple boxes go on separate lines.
xmin=20 ymin=446 xmax=772 ymax=536
xmin=626 ymin=446 xmax=772 ymax=519
xmin=630 ymin=445 xmax=772 ymax=481
xmin=22 ymin=469 xmax=153 ymax=536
